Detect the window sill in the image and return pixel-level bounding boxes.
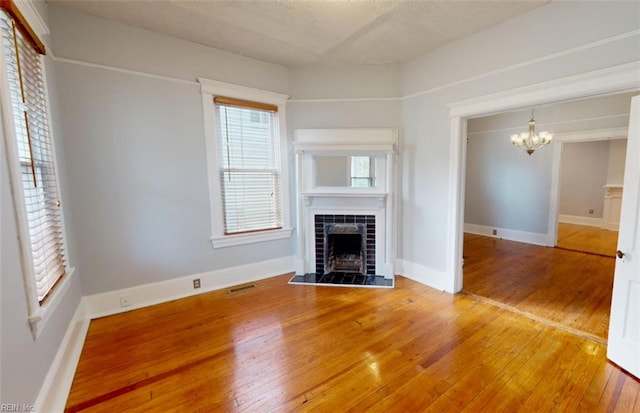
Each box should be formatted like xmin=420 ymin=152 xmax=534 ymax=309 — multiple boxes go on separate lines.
xmin=28 ymin=266 xmax=76 ymax=340
xmin=210 ymin=228 xmax=293 ymax=249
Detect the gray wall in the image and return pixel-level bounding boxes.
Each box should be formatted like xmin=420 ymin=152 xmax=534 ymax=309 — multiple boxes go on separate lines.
xmin=3 ymin=1 xmax=639 ymax=404
xmin=401 ymin=1 xmax=639 ymax=270
xmin=560 ymin=141 xmax=610 ymax=218
xmin=465 ymin=93 xmax=635 ymax=233
xmin=49 ymin=5 xmax=293 ymax=295
xmin=287 ymin=64 xmax=402 ymax=257
xmin=465 ymin=120 xmax=554 ymax=234
xmin=1 ymin=3 xmax=83 ymax=405
xmin=315 ymin=156 xmax=351 ymax=187
xmin=607 ymin=139 xmax=628 ymax=185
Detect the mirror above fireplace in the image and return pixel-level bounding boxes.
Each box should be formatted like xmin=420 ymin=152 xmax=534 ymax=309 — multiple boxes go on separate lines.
xmin=314 ymin=155 xmax=376 ymax=188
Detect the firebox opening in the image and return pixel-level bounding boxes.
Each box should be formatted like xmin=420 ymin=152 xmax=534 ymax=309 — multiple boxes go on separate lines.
xmin=323 ymin=222 xmax=367 ymax=275
xmin=326 ymin=233 xmax=364 ymax=274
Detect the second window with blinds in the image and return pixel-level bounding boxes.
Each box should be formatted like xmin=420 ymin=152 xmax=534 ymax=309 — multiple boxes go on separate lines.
xmin=199 ymin=79 xmax=292 ymax=248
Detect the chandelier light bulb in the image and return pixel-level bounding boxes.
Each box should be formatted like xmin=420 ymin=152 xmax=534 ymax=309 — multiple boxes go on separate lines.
xmin=510 ymin=109 xmax=553 ymax=155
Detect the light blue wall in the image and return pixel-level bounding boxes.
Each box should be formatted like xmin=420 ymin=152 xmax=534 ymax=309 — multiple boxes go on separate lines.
xmin=401 ymin=1 xmax=640 ymax=270
xmin=287 ymin=64 xmax=403 ymax=259
xmin=3 ymin=1 xmax=639 ymax=404
xmin=49 ymin=5 xmax=293 ymax=294
xmin=560 ymin=141 xmax=610 ymax=219
xmin=465 ymin=92 xmax=635 ymax=233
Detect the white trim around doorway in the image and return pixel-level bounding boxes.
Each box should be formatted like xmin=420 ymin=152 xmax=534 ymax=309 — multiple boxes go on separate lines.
xmin=548 ymin=127 xmax=628 ymax=246
xmin=447 ymin=61 xmax=640 ymax=293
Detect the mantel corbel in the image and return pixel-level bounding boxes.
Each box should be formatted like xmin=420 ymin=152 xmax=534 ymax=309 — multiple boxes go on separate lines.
xmin=304 ymin=195 xmax=313 ymax=207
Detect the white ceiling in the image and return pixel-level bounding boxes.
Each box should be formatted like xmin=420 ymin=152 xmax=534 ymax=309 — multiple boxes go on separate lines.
xmin=50 ymin=0 xmax=549 ymax=67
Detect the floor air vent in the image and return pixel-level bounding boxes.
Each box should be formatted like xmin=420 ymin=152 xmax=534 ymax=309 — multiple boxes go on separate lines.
xmin=228 ymin=284 xmax=257 ymax=294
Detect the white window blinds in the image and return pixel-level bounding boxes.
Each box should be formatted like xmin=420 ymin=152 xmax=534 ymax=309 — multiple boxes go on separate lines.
xmin=214 ymin=97 xmax=282 ymax=234
xmin=1 ymin=11 xmax=66 ymax=303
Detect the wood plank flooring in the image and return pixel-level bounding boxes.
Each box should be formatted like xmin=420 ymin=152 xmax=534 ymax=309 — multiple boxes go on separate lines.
xmin=463 ymin=233 xmax=615 ymax=340
xmin=65 ymin=273 xmax=638 ymax=412
xmin=557 ymin=222 xmax=619 ymax=257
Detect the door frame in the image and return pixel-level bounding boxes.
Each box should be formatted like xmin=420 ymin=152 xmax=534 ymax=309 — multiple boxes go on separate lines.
xmin=447 ymin=62 xmax=640 ymax=293
xmin=548 ymin=128 xmax=629 ymax=247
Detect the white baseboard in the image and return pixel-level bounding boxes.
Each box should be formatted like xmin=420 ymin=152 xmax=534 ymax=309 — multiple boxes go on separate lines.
xmin=464 ymin=223 xmax=550 ymax=247
xmin=83 ymin=255 xmax=295 ymax=319
xmin=35 ymin=299 xmax=90 ymax=413
xmin=602 ymin=222 xmax=620 ymax=231
xmin=34 ymin=256 xmax=295 ymax=412
xmin=395 ymin=259 xmax=453 ymax=293
xmin=558 ymin=214 xmax=603 ymax=228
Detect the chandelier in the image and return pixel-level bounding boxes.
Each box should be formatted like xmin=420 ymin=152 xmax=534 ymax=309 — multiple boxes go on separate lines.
xmin=510 ymin=110 xmax=553 ymax=155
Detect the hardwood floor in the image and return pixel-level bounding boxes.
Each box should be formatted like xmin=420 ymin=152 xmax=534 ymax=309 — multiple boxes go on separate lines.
xmin=65 ymin=273 xmax=638 ymax=412
xmin=463 ymin=233 xmax=615 ymax=341
xmin=557 ymin=222 xmax=619 ymax=257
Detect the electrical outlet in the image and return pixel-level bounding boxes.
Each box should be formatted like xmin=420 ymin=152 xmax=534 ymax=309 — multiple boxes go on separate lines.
xmin=193 ymin=279 xmax=201 ymax=289
xmin=492 ymin=229 xmax=497 ymax=235
xmin=119 ymin=295 xmax=131 ymax=308
xmin=589 ymin=209 xmax=594 ymax=215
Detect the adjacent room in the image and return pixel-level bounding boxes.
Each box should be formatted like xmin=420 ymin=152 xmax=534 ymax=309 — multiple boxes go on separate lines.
xmin=463 ymin=92 xmax=634 ymax=342
xmin=1 ymin=1 xmax=639 ymax=411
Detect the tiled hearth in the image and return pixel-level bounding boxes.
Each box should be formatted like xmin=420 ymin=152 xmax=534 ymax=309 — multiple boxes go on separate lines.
xmin=289 ymin=272 xmax=394 ymax=288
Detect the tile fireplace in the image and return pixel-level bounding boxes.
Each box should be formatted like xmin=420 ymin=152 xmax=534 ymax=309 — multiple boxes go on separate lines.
xmin=316 ymin=215 xmax=375 ymax=275
xmin=292 ymin=128 xmax=398 ymax=282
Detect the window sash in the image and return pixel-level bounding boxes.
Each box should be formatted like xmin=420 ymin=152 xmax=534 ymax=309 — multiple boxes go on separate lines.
xmin=1 ymin=10 xmax=66 ymax=303
xmin=215 ymin=100 xmax=282 ymax=235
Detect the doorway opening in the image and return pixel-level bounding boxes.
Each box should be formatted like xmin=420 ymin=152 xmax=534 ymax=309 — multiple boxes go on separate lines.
xmin=554 ymin=137 xmax=627 ymax=258
xmin=459 ymin=91 xmax=636 ymax=341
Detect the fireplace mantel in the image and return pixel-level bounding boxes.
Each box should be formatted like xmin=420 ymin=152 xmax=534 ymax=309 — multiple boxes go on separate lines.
xmin=302 ymin=192 xmax=387 ymax=208
xmin=293 ymin=128 xmax=398 ymax=279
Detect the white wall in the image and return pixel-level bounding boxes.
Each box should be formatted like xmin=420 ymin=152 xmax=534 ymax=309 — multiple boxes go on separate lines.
xmin=49 ymin=5 xmax=293 ymax=295
xmin=0 ymin=3 xmax=83 ymax=406
xmin=401 ymin=1 xmax=639 ymax=272
xmin=465 ymin=92 xmax=635 ymax=234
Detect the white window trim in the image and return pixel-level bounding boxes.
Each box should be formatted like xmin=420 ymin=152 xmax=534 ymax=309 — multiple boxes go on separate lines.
xmin=14 ymin=0 xmax=48 ymax=37
xmin=0 ymin=14 xmax=75 ymax=339
xmin=199 ymin=78 xmax=292 ymax=248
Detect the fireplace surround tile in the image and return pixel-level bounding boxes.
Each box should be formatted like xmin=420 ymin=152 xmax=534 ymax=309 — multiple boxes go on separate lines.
xmin=313 ymin=214 xmax=375 ymax=275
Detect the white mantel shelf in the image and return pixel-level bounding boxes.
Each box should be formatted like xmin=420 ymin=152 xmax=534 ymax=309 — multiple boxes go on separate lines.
xmin=302 ymin=192 xmax=387 ymax=207
xmin=302 ymin=192 xmax=387 ymax=198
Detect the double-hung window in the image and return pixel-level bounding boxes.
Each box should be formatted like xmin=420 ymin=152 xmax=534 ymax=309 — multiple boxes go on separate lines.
xmin=0 ymin=1 xmax=71 ymax=337
xmin=199 ymin=79 xmax=292 ymax=248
